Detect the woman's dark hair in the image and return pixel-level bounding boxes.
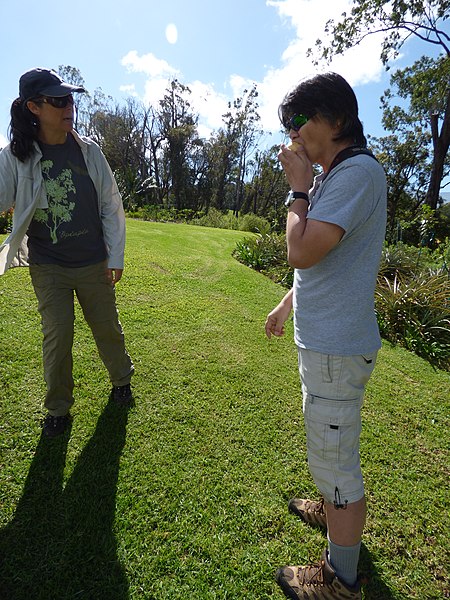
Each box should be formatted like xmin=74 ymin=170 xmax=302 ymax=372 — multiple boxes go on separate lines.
xmin=8 ymin=97 xmax=41 ymax=162
xmin=278 ymin=72 xmax=367 ymax=147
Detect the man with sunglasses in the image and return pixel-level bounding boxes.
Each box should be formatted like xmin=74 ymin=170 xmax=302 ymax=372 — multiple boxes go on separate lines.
xmin=0 ymin=68 xmax=134 ymax=437
xmin=265 ymin=73 xmax=386 ymax=599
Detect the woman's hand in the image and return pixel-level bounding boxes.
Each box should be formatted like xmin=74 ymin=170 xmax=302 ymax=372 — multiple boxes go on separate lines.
xmin=106 ymin=268 xmax=123 ymax=285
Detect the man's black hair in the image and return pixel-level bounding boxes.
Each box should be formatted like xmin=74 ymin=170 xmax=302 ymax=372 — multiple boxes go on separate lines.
xmin=278 ymin=72 xmax=367 ymax=147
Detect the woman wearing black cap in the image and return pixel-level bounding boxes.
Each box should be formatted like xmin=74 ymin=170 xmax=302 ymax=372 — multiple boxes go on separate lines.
xmin=0 ymin=68 xmax=134 ymax=437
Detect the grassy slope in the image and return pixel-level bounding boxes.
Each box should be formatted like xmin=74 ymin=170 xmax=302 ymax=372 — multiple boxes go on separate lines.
xmin=0 ymin=219 xmax=448 ymax=599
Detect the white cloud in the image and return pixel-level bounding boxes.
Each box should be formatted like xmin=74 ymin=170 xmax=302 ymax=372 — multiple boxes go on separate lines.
xmin=119 ymin=0 xmax=387 ymax=138
xmin=165 ymin=23 xmax=178 ymax=45
xmin=188 ymin=81 xmax=229 ymax=137
xmin=120 ymin=50 xmax=182 ymax=112
xmin=121 ymin=50 xmax=179 ymax=78
xmin=258 ymin=0 xmax=386 ymax=131
xmin=0 ymin=133 xmax=7 ymax=149
xmin=269 ymin=0 xmax=385 ymax=86
xmin=142 ymin=78 xmax=173 ymax=107
xmin=119 ymin=84 xmax=138 ymax=97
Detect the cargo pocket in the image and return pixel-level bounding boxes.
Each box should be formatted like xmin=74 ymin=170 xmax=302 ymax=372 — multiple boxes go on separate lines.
xmin=304 ymin=394 xmax=362 ymax=464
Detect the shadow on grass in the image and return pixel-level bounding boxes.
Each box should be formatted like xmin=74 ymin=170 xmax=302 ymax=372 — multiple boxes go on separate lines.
xmin=0 ymin=400 xmax=130 ymax=600
xmin=359 ymin=542 xmax=396 ymax=600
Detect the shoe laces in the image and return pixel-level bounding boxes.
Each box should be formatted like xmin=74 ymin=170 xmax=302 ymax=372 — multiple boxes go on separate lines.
xmin=305 ymin=497 xmax=325 ymax=514
xmin=298 ymin=560 xmax=326 ymax=586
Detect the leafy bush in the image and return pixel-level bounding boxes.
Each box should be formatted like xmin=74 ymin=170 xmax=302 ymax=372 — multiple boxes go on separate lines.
xmin=0 ymin=209 xmax=13 ymax=234
xmin=191 ymin=208 xmax=239 ymax=230
xmin=232 ymin=232 xmax=294 ymax=287
xmin=379 ymin=243 xmax=427 ymax=278
xmin=375 ymin=272 xmax=450 ymax=369
xmin=238 ymin=213 xmax=271 ymax=234
xmin=379 ymin=241 xmax=450 ymax=279
xmin=128 ymin=205 xmax=184 ymax=222
xmin=431 ymin=236 xmax=450 ymax=274
xmin=127 ymin=206 xmax=272 ymax=233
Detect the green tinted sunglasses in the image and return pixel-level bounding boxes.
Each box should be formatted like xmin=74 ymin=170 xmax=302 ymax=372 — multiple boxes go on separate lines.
xmin=286 ymin=114 xmax=309 ymax=132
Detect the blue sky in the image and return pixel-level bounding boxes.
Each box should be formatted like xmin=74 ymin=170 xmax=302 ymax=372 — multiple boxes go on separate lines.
xmin=0 ymin=0 xmax=447 ymax=154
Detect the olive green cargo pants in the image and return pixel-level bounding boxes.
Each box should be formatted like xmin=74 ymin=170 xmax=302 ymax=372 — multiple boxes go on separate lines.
xmin=30 ymin=261 xmax=134 ymax=416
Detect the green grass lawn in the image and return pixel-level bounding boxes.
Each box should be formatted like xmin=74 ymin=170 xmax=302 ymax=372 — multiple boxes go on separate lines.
xmin=0 ymin=219 xmax=449 ymax=599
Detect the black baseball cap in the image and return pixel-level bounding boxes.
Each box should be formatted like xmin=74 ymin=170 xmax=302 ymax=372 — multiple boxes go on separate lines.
xmin=19 ymin=68 xmax=86 ymax=102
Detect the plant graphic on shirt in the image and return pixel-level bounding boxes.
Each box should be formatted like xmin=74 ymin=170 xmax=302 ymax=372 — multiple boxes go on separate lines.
xmin=33 ymin=160 xmax=76 ymax=244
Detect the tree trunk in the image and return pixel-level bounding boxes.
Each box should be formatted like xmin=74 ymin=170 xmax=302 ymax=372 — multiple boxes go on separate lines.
xmin=425 ymin=89 xmax=450 ymax=210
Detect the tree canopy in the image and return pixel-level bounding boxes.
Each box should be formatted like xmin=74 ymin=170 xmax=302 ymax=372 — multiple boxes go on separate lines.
xmin=313 ymin=0 xmax=449 ymax=65
xmin=312 ymin=1 xmax=450 ymax=214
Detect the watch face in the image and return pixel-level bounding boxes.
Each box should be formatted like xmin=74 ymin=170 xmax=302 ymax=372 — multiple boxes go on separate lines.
xmin=285 ymin=191 xmax=294 ymax=207
xmin=285 ymin=191 xmax=309 ymax=207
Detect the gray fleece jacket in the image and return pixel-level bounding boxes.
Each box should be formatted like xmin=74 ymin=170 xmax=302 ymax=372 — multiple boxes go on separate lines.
xmin=0 ymin=130 xmax=126 ymax=274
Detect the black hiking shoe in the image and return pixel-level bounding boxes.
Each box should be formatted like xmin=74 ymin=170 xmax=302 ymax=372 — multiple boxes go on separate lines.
xmin=110 ymin=383 xmax=133 ymax=405
xmin=41 ymin=414 xmax=72 ymax=438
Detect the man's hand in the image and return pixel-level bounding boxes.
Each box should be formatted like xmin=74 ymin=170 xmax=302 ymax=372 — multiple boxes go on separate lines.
xmin=278 ymin=143 xmax=313 ymax=193
xmin=106 ymin=268 xmax=123 ymax=285
xmin=265 ymin=290 xmax=293 ymax=339
xmin=265 ymin=311 xmax=286 ymax=339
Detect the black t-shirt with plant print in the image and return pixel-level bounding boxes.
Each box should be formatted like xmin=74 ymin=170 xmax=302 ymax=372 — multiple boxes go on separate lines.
xmin=27 ymin=133 xmax=107 ymax=267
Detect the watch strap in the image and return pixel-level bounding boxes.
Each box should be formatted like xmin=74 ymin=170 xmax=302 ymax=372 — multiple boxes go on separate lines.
xmin=292 ymin=191 xmax=309 ymax=201
xmin=285 ymin=191 xmax=309 ymax=207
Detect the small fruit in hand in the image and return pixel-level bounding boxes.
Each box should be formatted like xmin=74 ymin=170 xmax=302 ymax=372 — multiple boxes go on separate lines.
xmin=287 ymin=141 xmax=300 ymax=152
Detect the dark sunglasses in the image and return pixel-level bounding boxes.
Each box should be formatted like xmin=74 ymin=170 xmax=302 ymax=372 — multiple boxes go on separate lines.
xmin=285 ymin=114 xmax=309 ymax=132
xmin=38 ymin=95 xmax=75 ymax=109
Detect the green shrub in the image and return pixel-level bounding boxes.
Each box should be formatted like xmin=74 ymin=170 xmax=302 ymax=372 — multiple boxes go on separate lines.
xmin=128 ymin=206 xmax=275 ymax=233
xmin=238 ymin=213 xmax=271 ymax=234
xmin=0 ymin=209 xmax=13 ymax=234
xmin=127 ymin=205 xmax=206 ymax=223
xmin=191 ymin=208 xmax=239 ymax=230
xmin=375 ymin=272 xmax=450 ymax=369
xmin=431 ymin=236 xmax=450 ymax=275
xmin=379 ymin=241 xmax=450 ymax=279
xmin=232 ymin=232 xmax=293 ymax=287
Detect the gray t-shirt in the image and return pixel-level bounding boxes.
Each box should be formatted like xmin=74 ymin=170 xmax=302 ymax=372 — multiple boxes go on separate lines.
xmin=27 ymin=134 xmax=107 ymax=267
xmin=293 ymin=153 xmax=387 ymax=355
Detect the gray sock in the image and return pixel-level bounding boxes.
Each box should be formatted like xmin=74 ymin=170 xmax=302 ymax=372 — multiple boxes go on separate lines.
xmin=327 ymin=535 xmax=361 ymax=587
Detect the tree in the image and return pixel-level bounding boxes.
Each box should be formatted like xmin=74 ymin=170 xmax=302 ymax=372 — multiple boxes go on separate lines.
xmin=312 ymin=0 xmax=450 ymax=211
xmin=209 ymin=86 xmax=262 ymax=213
xmin=370 ymin=55 xmax=450 ymax=240
xmin=314 ymin=1 xmax=449 ymax=64
xmin=157 ymin=80 xmax=200 ymax=210
xmin=57 ymin=65 xmax=87 ymax=131
xmin=241 ymin=145 xmax=289 ymax=229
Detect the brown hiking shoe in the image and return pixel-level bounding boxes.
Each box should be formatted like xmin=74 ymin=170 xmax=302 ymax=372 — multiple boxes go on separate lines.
xmin=276 ymin=549 xmax=362 ymax=599
xmin=288 ymin=497 xmax=327 ymax=529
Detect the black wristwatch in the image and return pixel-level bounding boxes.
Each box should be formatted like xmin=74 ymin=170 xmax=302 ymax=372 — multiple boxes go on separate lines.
xmin=285 ymin=191 xmax=309 ymax=207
